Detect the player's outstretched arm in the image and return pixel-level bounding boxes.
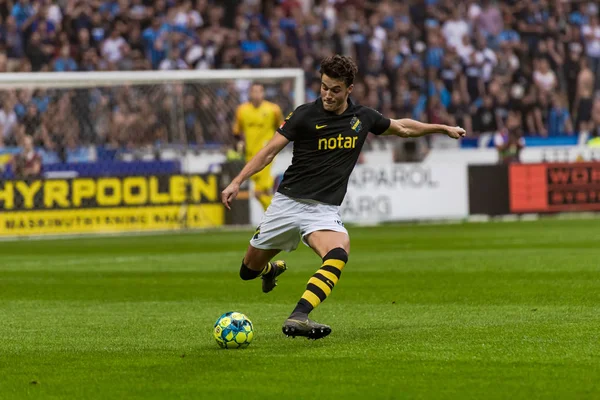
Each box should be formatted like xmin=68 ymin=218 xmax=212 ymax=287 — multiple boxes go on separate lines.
xmin=382 ymin=119 xmax=466 ymax=139
xmin=221 ymin=132 xmax=290 ymax=210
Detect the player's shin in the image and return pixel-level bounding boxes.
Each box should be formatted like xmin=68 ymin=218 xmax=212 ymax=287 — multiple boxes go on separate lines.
xmin=239 ymin=261 xmax=272 ymax=280
xmin=291 ymin=247 xmax=348 ymax=316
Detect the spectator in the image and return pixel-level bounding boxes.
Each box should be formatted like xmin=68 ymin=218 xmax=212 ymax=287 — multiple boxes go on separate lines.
xmin=548 ymin=94 xmax=574 ymax=137
xmin=68 ymin=2 xmax=92 ymax=33
xmin=129 ymin=0 xmax=148 ymax=22
xmin=533 ymin=58 xmax=557 ymax=94
xmin=456 ymin=33 xmax=475 ymax=62
xmin=25 ymin=31 xmax=52 ymax=71
xmin=53 ymin=45 xmax=78 ymax=72
xmin=425 ymin=32 xmax=444 ymax=71
xmin=90 ymin=9 xmax=106 ymax=43
xmin=477 ymin=0 xmax=503 ymax=39
xmin=27 ymin=5 xmax=57 ymax=40
xmin=494 ymin=89 xmax=511 ymax=131
xmin=590 ymin=98 xmax=600 ymax=137
xmin=79 ymin=48 xmax=98 ymax=71
xmin=475 ymin=35 xmax=497 ymax=87
xmin=20 ymin=102 xmax=41 ymax=138
xmin=0 ymin=92 xmax=18 ymax=147
xmin=531 ymin=90 xmax=551 ymax=137
xmin=545 ymin=38 xmax=564 ymax=83
xmin=159 ymin=47 xmax=188 ymax=70
xmin=183 ymin=94 xmax=202 ymax=145
xmin=447 ymin=90 xmax=473 ymax=135
xmin=142 ymin=17 xmax=167 ymax=69
xmin=5 ymin=16 xmax=24 ymax=71
xmin=11 ymin=0 xmax=34 ymax=29
xmin=442 ymin=7 xmax=469 ymax=52
xmin=74 ymin=28 xmax=94 ymax=63
xmin=494 ymin=42 xmax=519 ymax=85
xmin=126 ymin=24 xmax=145 ymax=55
xmin=460 ymin=51 xmax=484 ymax=105
xmin=240 ymin=28 xmax=267 ymax=67
xmin=101 ymin=28 xmax=128 ymax=64
xmin=517 ymin=1 xmax=547 ymax=53
xmin=10 ymin=134 xmax=42 ymax=178
xmin=564 ymin=43 xmax=583 ymax=114
xmin=495 ymin=111 xmax=524 ymax=164
xmin=427 ymin=95 xmax=452 ymax=126
xmin=574 ymin=57 xmax=595 ymax=134
xmin=522 ymin=85 xmax=541 ymax=135
xmin=174 ymin=0 xmax=202 ymax=30
xmin=44 ymin=0 xmax=62 ymax=26
xmin=0 ymin=53 xmax=8 ymax=74
xmin=409 ymin=89 xmax=426 ymax=121
xmin=438 ymin=53 xmax=461 ymax=94
xmin=473 ymin=94 xmax=498 ymax=135
xmin=581 ymin=15 xmax=600 ymax=91
xmin=497 ymin=14 xmax=521 ymax=50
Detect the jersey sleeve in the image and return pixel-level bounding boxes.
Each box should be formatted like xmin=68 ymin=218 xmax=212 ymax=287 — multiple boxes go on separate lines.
xmin=276 ymin=106 xmax=304 ymax=141
xmin=365 ymin=107 xmax=391 ymax=136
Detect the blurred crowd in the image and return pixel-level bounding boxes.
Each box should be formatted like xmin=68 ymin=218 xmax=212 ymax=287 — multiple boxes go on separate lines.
xmin=1 ymin=0 xmax=600 ymax=154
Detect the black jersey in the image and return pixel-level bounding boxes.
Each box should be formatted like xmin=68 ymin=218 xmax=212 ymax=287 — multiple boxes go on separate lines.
xmin=276 ymin=98 xmax=391 ymax=205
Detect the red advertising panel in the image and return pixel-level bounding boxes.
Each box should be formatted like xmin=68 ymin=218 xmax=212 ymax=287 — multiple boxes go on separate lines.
xmin=510 ymin=163 xmax=600 ymax=213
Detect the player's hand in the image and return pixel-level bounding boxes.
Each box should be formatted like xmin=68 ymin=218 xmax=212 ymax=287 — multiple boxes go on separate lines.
xmin=445 ymin=126 xmax=467 ymax=139
xmin=221 ymin=182 xmax=240 ymax=210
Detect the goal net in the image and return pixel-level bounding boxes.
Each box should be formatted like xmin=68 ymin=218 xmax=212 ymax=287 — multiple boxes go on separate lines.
xmin=0 ymin=69 xmax=304 ymax=237
xmin=0 ymin=69 xmax=304 ymax=152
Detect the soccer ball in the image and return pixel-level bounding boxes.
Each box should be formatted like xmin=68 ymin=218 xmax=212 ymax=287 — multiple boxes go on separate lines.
xmin=213 ymin=312 xmax=254 ymax=349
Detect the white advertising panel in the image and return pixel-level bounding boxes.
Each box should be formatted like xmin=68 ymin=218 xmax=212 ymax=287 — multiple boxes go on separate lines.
xmin=340 ymin=163 xmax=468 ymax=223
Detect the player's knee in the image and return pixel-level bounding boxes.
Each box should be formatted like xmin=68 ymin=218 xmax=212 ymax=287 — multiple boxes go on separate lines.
xmin=323 ymin=247 xmax=348 ymax=263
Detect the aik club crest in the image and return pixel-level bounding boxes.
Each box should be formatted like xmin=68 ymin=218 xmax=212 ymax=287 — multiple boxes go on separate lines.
xmin=350 ymin=116 xmax=362 ymax=132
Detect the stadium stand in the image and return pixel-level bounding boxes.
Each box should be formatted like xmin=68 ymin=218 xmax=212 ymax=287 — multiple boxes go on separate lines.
xmin=0 ymin=0 xmax=599 ymax=166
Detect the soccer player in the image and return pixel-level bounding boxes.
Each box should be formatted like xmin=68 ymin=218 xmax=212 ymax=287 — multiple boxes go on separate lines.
xmin=233 ymin=83 xmax=284 ymax=210
xmin=221 ymin=55 xmax=466 ymax=340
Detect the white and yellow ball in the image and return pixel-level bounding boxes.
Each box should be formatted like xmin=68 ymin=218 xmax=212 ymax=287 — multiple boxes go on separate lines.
xmin=213 ymin=312 xmax=254 ymax=349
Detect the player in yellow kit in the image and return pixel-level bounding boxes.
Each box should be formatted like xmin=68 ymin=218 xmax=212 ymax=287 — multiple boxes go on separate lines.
xmin=233 ymin=83 xmax=284 ymax=210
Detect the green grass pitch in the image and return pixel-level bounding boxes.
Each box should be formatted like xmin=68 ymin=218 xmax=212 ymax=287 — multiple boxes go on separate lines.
xmin=1 ymin=219 xmax=600 ymax=399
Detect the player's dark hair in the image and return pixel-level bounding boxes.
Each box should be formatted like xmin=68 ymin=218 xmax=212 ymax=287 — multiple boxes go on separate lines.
xmin=320 ymin=55 xmax=358 ymax=88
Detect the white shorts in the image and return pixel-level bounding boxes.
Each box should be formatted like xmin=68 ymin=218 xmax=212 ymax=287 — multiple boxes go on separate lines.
xmin=250 ymin=192 xmax=349 ymax=252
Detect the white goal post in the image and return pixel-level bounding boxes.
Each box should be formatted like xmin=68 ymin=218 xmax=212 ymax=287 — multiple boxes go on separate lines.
xmin=0 ymin=69 xmax=305 ymax=106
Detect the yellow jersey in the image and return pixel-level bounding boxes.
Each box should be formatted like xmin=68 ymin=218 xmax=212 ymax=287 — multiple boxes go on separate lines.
xmin=233 ymin=101 xmax=283 ymax=160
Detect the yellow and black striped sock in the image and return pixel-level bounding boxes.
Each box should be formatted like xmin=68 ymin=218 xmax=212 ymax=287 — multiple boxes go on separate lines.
xmin=292 ymin=248 xmax=348 ymax=315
